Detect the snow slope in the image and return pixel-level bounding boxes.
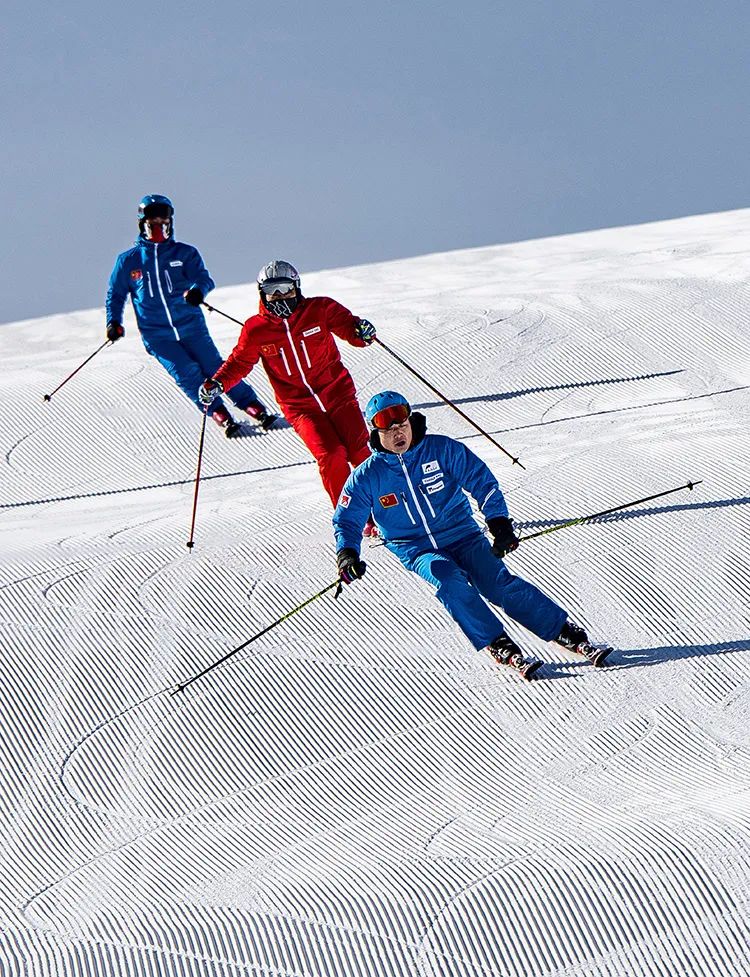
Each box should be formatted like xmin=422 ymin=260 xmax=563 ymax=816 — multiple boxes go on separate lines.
xmin=1 ymin=210 xmax=749 ymax=977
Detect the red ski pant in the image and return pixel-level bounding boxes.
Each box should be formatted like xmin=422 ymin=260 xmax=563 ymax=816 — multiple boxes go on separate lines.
xmin=287 ymin=398 xmax=370 ymax=507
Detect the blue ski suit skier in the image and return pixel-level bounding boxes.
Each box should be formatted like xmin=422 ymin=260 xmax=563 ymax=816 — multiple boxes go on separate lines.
xmin=333 ymin=391 xmax=609 ymax=675
xmin=105 ymin=195 xmax=275 ymax=436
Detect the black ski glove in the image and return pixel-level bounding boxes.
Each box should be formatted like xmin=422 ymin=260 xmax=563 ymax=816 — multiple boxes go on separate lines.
xmin=354 ymin=318 xmax=376 ymax=344
xmin=184 ymin=287 xmax=204 ymax=307
xmin=106 ymin=321 xmax=124 ymax=342
xmin=487 ymin=516 xmax=519 ymax=558
xmin=337 ymin=548 xmax=367 ymax=584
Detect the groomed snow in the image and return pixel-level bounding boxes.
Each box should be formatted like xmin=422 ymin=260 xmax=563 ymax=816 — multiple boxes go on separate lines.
xmin=1 ymin=210 xmax=749 ymax=977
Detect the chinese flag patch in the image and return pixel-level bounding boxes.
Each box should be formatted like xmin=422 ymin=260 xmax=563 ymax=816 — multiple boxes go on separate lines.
xmin=260 ymin=344 xmax=278 ymax=356
xmin=339 ymin=493 xmax=350 ymax=508
xmin=379 ymin=493 xmax=399 ymax=508
xmin=130 ymin=269 xmax=143 ymax=281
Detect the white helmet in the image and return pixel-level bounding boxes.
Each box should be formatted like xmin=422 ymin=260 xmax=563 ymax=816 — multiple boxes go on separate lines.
xmin=257 ymin=260 xmax=301 ymax=317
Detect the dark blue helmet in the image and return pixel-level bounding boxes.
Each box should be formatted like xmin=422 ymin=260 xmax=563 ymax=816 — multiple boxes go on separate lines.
xmin=138 ymin=194 xmax=174 ymax=239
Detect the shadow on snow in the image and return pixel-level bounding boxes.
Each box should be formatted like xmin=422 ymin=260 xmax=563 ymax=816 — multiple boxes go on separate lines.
xmin=411 ymin=369 xmax=685 ymax=411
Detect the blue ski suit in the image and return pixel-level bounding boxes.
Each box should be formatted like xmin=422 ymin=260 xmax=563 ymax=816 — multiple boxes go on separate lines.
xmin=333 ymin=413 xmax=567 ymax=650
xmin=106 ymin=237 xmax=261 ymax=416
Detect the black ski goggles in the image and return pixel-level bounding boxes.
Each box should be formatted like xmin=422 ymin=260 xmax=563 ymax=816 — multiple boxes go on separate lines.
xmin=142 ymin=204 xmax=172 ymax=220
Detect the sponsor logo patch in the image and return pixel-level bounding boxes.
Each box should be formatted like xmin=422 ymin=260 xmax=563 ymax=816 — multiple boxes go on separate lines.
xmin=302 ymin=326 xmax=322 ymax=337
xmin=422 ymin=460 xmax=439 ymax=474
xmin=130 ymin=269 xmax=143 ymax=281
xmin=426 ymin=481 xmax=445 ymax=494
xmin=379 ymin=493 xmax=399 ymax=508
xmin=339 ymin=493 xmax=350 ymax=508
xmin=169 ymin=260 xmax=183 ymax=266
xmin=260 ymin=344 xmax=278 ymax=356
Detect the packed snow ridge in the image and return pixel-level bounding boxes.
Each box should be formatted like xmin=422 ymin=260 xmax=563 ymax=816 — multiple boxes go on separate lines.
xmin=1 ymin=209 xmax=749 ymax=977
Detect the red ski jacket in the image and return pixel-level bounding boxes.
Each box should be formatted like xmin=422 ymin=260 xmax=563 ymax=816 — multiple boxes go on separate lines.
xmin=214 ymin=296 xmax=368 ymax=415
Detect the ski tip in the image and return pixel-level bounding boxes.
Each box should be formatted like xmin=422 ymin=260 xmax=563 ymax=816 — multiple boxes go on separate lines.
xmin=522 ymin=660 xmax=543 ymax=680
xmin=592 ymin=647 xmax=614 ymax=667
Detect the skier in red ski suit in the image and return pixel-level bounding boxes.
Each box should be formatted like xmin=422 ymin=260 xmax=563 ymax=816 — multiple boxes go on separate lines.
xmin=200 ymin=260 xmax=376 ymax=510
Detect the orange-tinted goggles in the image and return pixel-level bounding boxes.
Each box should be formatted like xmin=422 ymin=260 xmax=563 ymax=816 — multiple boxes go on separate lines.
xmin=371 ymin=403 xmax=411 ymax=430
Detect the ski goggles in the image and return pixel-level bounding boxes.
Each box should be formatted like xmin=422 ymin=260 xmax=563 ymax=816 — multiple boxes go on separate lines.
xmin=370 ymin=403 xmax=411 ymax=430
xmin=260 ymin=279 xmax=297 ymax=296
xmin=142 ymin=204 xmax=173 ymax=220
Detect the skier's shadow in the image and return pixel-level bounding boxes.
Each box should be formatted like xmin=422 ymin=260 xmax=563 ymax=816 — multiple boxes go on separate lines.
xmin=542 ymin=637 xmax=750 ymax=677
xmin=412 ymin=369 xmax=684 ymax=411
xmin=232 ymin=417 xmax=292 ymax=437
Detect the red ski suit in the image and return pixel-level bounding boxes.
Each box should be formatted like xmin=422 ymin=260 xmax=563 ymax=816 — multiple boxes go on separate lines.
xmin=214 ymin=296 xmax=371 ymax=506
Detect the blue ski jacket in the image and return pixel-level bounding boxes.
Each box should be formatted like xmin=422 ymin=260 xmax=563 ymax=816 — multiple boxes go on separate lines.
xmin=106 ymin=238 xmax=215 ymax=339
xmin=333 ymin=413 xmax=510 ymax=557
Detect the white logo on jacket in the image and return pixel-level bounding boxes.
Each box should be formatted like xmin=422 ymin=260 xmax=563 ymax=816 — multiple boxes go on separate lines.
xmin=169 ymin=261 xmax=183 ymax=267
xmin=422 ymin=460 xmax=439 ymax=474
xmin=302 ymin=326 xmax=322 ymax=337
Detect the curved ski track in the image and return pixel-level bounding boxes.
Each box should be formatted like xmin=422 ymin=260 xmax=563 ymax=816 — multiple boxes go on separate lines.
xmin=1 ymin=213 xmax=750 ymax=977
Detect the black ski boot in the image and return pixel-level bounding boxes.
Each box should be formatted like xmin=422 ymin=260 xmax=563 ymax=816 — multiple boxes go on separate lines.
xmin=489 ymin=634 xmax=542 ymax=680
xmin=555 ymin=621 xmax=612 ymax=667
xmin=212 ymin=407 xmax=243 ymax=439
xmin=246 ymin=402 xmax=280 ymax=431
xmin=224 ymin=420 xmax=243 ymax=438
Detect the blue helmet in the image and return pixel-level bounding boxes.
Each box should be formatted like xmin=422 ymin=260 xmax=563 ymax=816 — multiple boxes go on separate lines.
xmin=138 ymin=194 xmax=174 ymax=239
xmin=365 ymin=390 xmax=411 ymax=428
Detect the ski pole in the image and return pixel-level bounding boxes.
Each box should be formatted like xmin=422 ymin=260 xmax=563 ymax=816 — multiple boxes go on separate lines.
xmin=517 ymin=480 xmax=702 ymax=542
xmin=186 ymin=408 xmax=209 ymax=550
xmin=373 ymin=338 xmax=525 ymax=470
xmin=172 ymin=579 xmax=343 ymax=693
xmin=42 ymin=340 xmax=111 ymax=402
xmin=202 ymin=302 xmax=244 ymax=328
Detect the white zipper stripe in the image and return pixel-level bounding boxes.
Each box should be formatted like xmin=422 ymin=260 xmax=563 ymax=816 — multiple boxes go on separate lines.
xmin=399 ymin=457 xmax=437 ymax=548
xmin=300 ymin=339 xmax=311 ymax=368
xmin=401 ymin=493 xmax=416 ymax=524
xmin=420 ymin=485 xmax=437 ymax=518
xmin=146 ymin=271 xmax=154 ymax=297
xmin=482 ymin=487 xmax=498 ymax=508
xmin=279 ymin=347 xmax=292 ymax=376
xmin=283 ymin=319 xmax=325 ymax=412
xmin=153 ymin=244 xmax=178 ymax=339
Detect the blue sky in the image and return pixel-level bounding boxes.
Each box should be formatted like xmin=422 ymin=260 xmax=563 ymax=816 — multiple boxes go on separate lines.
xmin=2 ymin=0 xmax=748 ymax=324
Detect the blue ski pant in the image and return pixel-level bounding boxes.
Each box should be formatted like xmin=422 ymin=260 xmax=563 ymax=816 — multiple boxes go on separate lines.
xmin=392 ymin=532 xmax=567 ymax=650
xmin=142 ymin=326 xmax=262 ymax=417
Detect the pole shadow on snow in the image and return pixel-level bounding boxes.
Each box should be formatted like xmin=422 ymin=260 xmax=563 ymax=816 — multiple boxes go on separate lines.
xmin=517 ymin=495 xmax=750 ymax=533
xmin=412 ymin=369 xmax=685 ymax=411
xmin=0 ymin=460 xmax=314 ymax=510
